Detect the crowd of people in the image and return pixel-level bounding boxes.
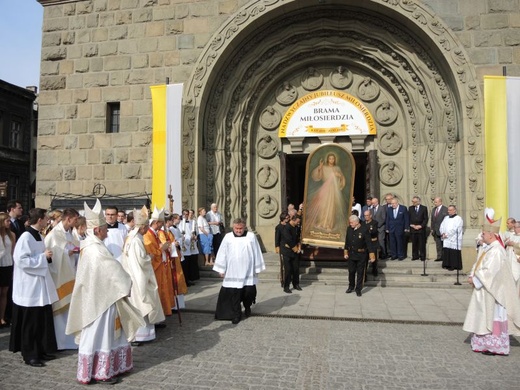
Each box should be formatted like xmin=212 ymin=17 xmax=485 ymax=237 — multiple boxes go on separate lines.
xmin=0 ymin=198 xmax=239 ymax=384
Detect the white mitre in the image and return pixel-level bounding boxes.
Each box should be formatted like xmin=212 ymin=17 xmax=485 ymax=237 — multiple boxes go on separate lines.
xmin=133 ymin=205 xmax=149 ymax=227
xmin=150 ymin=206 xmax=165 ymax=223
xmin=84 ymin=198 xmax=106 ymax=229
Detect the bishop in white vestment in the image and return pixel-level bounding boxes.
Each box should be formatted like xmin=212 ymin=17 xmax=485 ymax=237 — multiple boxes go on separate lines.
xmin=45 ymin=209 xmax=80 ymax=350
xmin=121 ymin=206 xmax=165 ymax=343
xmin=463 ymin=215 xmax=520 ymax=355
xmin=66 ymin=200 xmax=144 ymax=384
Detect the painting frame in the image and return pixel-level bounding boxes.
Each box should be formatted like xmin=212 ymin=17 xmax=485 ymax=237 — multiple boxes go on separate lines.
xmin=301 ymin=144 xmax=355 ymax=249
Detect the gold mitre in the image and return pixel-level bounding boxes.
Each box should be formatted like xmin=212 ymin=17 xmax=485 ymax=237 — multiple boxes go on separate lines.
xmin=84 ymin=198 xmax=106 ymax=229
xmin=150 ymin=206 xmax=165 ymax=222
xmin=133 ymin=205 xmax=149 ymax=227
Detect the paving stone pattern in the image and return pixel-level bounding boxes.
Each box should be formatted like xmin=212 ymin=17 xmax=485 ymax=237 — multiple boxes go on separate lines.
xmin=1 ymin=279 xmax=519 ymax=389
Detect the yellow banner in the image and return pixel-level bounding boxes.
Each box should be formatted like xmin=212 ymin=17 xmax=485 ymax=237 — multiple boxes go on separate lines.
xmin=150 ymin=85 xmax=167 ymax=208
xmin=484 ymin=76 xmax=508 ymax=226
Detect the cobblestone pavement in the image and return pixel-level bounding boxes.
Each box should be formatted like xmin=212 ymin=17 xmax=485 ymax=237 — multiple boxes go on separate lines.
xmin=1 ymin=280 xmax=519 ymax=389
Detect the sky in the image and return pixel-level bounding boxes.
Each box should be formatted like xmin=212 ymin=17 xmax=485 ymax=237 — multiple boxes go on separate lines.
xmin=0 ymin=0 xmax=43 ymax=88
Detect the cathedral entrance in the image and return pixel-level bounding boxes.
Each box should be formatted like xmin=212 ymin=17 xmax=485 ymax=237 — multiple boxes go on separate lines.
xmin=186 ymin=2 xmax=480 ymax=252
xmin=282 ymin=151 xmax=370 ymax=216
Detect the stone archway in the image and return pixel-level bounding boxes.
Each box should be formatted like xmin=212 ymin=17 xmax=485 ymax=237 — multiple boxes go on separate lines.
xmin=182 ymin=0 xmax=483 ymax=247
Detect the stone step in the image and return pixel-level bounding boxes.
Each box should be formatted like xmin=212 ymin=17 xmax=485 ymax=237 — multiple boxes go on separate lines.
xmin=198 ymin=252 xmax=469 ymax=289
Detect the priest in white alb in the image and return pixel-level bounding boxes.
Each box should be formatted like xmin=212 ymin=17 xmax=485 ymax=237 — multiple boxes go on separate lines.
xmin=45 ymin=208 xmax=80 ymax=350
xmin=213 ymin=218 xmax=265 ymax=324
xmin=463 ymin=211 xmax=520 ymax=356
xmin=66 ymin=199 xmax=144 ymax=385
xmin=121 ymin=206 xmax=165 ymax=345
xmin=503 ymin=220 xmax=520 ymax=293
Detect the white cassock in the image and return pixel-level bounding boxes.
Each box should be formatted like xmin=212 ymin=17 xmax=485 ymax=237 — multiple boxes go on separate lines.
xmin=104 ymin=223 xmax=128 ymax=262
xmin=121 ymin=228 xmax=165 ymax=342
xmin=45 ymin=221 xmax=79 ymax=350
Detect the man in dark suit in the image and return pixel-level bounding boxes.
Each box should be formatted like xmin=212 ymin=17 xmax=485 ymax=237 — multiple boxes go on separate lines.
xmin=363 ymin=210 xmax=379 ymax=276
xmin=280 ymin=214 xmax=302 ymax=293
xmin=7 ymin=200 xmax=24 ymax=240
xmin=360 ymin=197 xmax=372 ymax=222
xmin=408 ymin=196 xmax=429 ymax=261
xmin=385 ymin=198 xmax=409 ymax=260
xmin=431 ymin=196 xmax=449 ymax=261
xmin=371 ymin=197 xmax=387 ymax=259
xmin=344 ymin=215 xmax=376 ymax=296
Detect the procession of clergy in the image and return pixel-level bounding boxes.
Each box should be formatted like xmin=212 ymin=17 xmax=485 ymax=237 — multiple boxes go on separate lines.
xmin=6 ymin=196 xmax=520 ymax=385
xmin=4 ymin=199 xmax=258 ymax=385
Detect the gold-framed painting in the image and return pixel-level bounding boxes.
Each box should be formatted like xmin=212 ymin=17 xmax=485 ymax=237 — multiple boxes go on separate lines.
xmin=301 ymin=144 xmax=355 ymax=248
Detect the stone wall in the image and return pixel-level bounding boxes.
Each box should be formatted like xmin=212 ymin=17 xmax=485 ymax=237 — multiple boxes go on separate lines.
xmin=35 ymin=0 xmax=520 ymax=215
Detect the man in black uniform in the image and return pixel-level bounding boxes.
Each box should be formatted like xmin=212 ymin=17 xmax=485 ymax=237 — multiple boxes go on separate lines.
xmin=344 ymin=215 xmax=376 ymax=297
xmin=363 ymin=210 xmax=379 ymax=277
xmin=274 ymin=212 xmax=289 ymax=287
xmin=280 ymin=214 xmax=302 ymax=294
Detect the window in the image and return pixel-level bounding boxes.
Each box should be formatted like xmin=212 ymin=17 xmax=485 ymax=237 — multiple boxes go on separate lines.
xmin=106 ymin=102 xmax=120 ymax=133
xmin=32 ymin=149 xmax=37 ymax=172
xmin=10 ymin=120 xmax=22 ymax=149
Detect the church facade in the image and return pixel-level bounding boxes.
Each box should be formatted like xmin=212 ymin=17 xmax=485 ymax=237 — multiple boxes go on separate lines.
xmin=36 ymin=0 xmax=519 ymax=250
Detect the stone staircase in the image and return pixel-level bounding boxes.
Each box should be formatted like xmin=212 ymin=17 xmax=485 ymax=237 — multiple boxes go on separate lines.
xmin=198 ymin=252 xmax=471 ymax=289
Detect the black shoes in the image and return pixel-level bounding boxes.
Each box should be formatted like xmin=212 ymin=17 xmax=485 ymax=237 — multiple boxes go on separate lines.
xmin=41 ymin=353 xmax=56 ymax=361
xmin=90 ymin=377 xmax=120 ymax=385
xmin=284 ymin=288 xmax=292 ymax=294
xmin=294 ymin=285 xmax=302 ymax=291
xmin=25 ymin=359 xmax=44 ymax=367
xmin=398 ymin=257 xmax=405 ymax=261
xmin=131 ymin=342 xmax=143 ymax=347
xmin=244 ymin=307 xmax=251 ymax=317
xmin=231 ymin=317 xmax=241 ymax=324
xmin=346 ymin=288 xmax=354 ymax=294
xmin=356 ymin=291 xmax=362 ymax=297
xmin=411 ymin=257 xmax=419 ymax=261
xmin=155 ymin=323 xmax=167 ymax=329
xmin=434 ymin=258 xmax=442 ymax=262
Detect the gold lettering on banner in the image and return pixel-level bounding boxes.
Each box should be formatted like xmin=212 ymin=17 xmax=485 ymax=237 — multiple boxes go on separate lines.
xmin=279 ymin=90 xmax=376 ymax=138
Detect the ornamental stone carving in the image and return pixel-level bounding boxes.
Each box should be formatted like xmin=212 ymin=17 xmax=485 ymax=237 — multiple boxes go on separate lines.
xmin=256 ymin=135 xmax=278 ymax=159
xmin=375 ymin=101 xmax=398 ymax=125
xmin=276 ymin=81 xmax=298 ymax=105
xmin=357 ymin=77 xmax=380 ymax=102
xmin=257 ymin=195 xmax=278 ymax=219
xmin=257 ymin=164 xmax=278 ymax=188
xmin=379 ymin=130 xmax=402 ymax=155
xmin=330 ymin=65 xmax=353 ymax=89
xmin=301 ymin=67 xmax=323 ymax=91
xmin=259 ymin=106 xmax=281 ymax=130
xmin=380 ymin=161 xmax=403 ymax=186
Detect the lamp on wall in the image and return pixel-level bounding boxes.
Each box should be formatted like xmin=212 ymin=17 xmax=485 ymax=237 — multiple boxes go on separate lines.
xmin=0 ymin=181 xmax=7 ymax=198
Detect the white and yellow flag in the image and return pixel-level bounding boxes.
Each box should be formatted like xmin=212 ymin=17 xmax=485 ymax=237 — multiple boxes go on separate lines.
xmin=484 ymin=76 xmax=520 ymax=226
xmin=150 ymin=83 xmax=183 ymax=211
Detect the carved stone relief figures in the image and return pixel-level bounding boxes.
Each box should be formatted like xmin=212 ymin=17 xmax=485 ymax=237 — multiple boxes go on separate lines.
xmin=257 ymin=165 xmax=278 ymax=188
xmin=276 ymin=81 xmax=298 ymax=105
xmin=380 ymin=161 xmax=403 ymax=186
xmin=375 ymin=100 xmax=398 ymax=125
xmin=257 ymin=194 xmax=278 ymax=218
xmin=330 ymin=65 xmax=353 ymax=89
xmin=357 ymin=76 xmax=380 ymax=102
xmin=379 ymin=130 xmax=403 ymax=155
xmin=256 ymin=135 xmax=278 ymax=159
xmin=259 ymin=105 xmax=281 ymax=130
xmin=301 ymin=67 xmax=324 ymax=90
